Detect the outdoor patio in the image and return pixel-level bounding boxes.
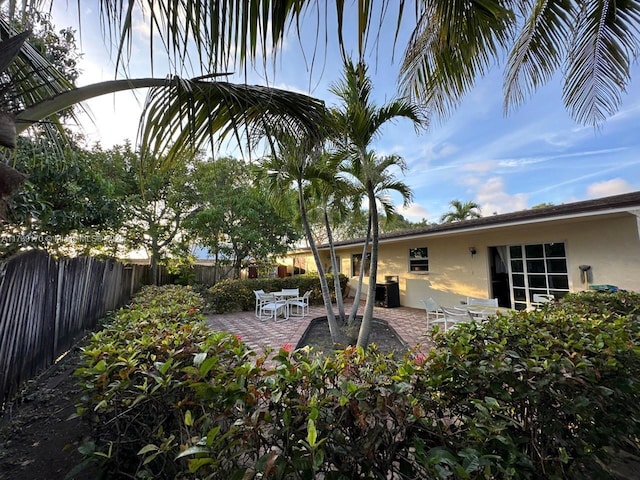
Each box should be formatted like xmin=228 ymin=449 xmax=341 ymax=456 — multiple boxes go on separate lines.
xmin=205 ymin=299 xmax=433 ymax=355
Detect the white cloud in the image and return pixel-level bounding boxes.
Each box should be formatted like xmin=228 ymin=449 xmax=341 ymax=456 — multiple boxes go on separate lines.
xmin=586 ymin=178 xmax=634 ymax=198
xmin=462 ymin=160 xmax=499 ymax=173
xmin=476 ymin=177 xmax=529 ymax=215
xmin=398 ymin=203 xmax=430 ymax=222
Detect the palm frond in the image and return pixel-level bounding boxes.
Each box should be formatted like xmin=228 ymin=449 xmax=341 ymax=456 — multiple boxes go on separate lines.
xmin=563 ymin=0 xmax=640 ymax=126
xmin=399 ymin=0 xmax=515 ymax=120
xmin=0 ymin=17 xmax=75 ymax=114
xmin=503 ymin=0 xmax=573 ymax=113
xmin=137 ymin=76 xmax=329 ymax=166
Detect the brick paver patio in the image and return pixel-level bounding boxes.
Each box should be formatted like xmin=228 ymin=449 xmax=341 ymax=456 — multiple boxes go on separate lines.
xmin=205 ymin=300 xmax=434 ymax=355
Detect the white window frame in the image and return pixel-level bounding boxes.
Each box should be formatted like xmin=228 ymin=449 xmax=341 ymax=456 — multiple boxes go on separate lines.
xmin=408 ymin=247 xmax=429 ymax=273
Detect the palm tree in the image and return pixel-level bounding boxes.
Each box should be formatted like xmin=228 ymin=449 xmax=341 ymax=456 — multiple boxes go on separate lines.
xmin=330 ymin=60 xmax=424 ymax=348
xmin=1 ymin=12 xmax=329 ymax=173
xmin=54 ymin=0 xmax=639 ymax=127
xmin=257 ymin=133 xmax=344 ymax=345
xmin=440 ymin=199 xmax=481 ymax=223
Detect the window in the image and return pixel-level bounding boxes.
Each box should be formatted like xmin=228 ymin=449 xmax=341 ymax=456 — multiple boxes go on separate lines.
xmin=508 ymin=242 xmax=569 ymax=310
xmin=409 ymin=247 xmax=429 ymax=272
xmin=352 ymin=253 xmax=371 ymax=276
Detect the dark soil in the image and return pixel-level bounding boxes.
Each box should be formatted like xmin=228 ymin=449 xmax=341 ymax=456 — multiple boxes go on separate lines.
xmin=0 ymin=340 xmax=96 ymax=480
xmin=296 ymin=316 xmax=408 ymax=355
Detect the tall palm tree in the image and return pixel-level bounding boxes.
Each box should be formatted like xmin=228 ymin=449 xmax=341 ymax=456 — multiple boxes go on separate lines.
xmin=330 ymin=60 xmax=424 ymax=348
xmin=440 ymin=199 xmax=482 ymax=223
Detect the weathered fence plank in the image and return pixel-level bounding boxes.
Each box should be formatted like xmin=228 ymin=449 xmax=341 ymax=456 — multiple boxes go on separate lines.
xmin=0 ymin=251 xmax=153 ymax=408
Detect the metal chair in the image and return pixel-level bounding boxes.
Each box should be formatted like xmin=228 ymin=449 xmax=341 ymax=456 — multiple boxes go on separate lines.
xmin=253 ymin=289 xmax=265 ymax=317
xmin=532 ymin=293 xmax=554 ymax=309
xmin=421 ymin=298 xmax=446 ymax=331
xmin=287 ymin=290 xmax=311 ymax=317
xmin=440 ymin=306 xmax=475 ymax=331
xmin=467 ymin=297 xmax=499 ymax=307
xmin=256 ymin=293 xmax=288 ymax=321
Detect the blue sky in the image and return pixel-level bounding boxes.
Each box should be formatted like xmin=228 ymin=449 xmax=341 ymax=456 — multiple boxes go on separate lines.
xmin=52 ymin=3 xmax=640 ymax=223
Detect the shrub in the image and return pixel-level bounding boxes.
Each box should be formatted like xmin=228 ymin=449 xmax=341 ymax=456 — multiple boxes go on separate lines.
xmin=207 ymin=274 xmax=348 ymax=313
xmin=74 ymin=285 xmax=259 ymax=478
xmin=420 ymin=291 xmax=640 ymax=478
xmin=75 ymin=287 xmax=640 ymax=479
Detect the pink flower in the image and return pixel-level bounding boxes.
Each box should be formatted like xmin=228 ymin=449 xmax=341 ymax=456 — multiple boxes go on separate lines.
xmin=282 ymin=343 xmax=294 ymax=353
xmin=414 ymin=354 xmax=427 ymax=366
xmin=235 ymin=334 xmax=243 ymax=342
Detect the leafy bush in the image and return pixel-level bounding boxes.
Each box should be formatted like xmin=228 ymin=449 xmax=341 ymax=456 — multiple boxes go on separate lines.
xmin=420 ymin=291 xmax=640 ymax=478
xmin=75 ymin=287 xmax=640 ymax=479
xmin=207 ymin=274 xmax=348 ymax=313
xmin=74 ymin=285 xmax=258 ymax=478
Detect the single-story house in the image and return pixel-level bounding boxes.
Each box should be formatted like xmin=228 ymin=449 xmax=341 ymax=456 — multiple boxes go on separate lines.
xmin=287 ymin=191 xmax=640 ymax=310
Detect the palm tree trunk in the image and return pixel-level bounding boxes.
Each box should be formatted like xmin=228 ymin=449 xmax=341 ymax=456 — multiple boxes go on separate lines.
xmin=324 ymin=208 xmax=346 ymax=322
xmin=298 ymin=180 xmax=341 ymax=344
xmin=348 ymin=215 xmax=371 ymax=325
xmin=357 ymin=187 xmax=379 ymax=348
xmin=14 ymin=78 xmax=172 ymax=135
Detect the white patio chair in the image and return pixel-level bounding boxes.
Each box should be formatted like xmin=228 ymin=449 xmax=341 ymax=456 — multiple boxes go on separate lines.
xmin=440 ymin=306 xmax=475 ymax=331
xmin=421 ymin=298 xmax=446 ymax=331
xmin=467 ymin=297 xmax=499 ymax=307
xmin=532 ymin=293 xmax=554 ymax=310
xmin=253 ymin=289 xmax=265 ymax=317
xmin=288 ymin=290 xmax=311 ymax=317
xmin=257 ymin=293 xmax=288 ymax=321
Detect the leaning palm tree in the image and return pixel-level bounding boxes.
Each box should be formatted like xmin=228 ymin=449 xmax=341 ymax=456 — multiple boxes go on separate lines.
xmin=440 ymin=199 xmax=481 ymax=223
xmin=0 ymin=15 xmax=329 ymax=180
xmin=65 ymin=0 xmax=640 ymax=127
xmin=330 ymin=60 xmax=424 ymax=348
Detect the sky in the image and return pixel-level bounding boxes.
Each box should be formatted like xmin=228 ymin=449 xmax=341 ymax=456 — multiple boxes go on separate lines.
xmin=50 ymin=3 xmax=640 ymax=223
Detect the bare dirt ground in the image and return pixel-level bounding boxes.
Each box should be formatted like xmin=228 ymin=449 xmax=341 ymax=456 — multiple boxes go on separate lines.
xmin=0 ymin=339 xmax=96 ymax=480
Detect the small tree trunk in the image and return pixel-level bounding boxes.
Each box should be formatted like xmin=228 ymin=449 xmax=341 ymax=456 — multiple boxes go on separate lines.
xmin=357 ymin=187 xmax=379 ymax=349
xmin=150 ymin=237 xmax=160 ymax=286
xmin=298 ymin=180 xmax=341 ymax=344
xmin=348 ymin=216 xmax=371 ymax=324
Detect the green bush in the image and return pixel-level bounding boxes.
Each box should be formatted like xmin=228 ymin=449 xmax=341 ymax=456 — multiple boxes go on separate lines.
xmin=420 ymin=291 xmax=640 ymax=478
xmin=207 ymin=274 xmax=348 ymax=313
xmin=75 ymin=287 xmax=640 ymax=479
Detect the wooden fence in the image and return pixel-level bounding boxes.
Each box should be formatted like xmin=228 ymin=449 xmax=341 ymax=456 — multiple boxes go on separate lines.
xmin=0 ymin=250 xmax=151 ymax=408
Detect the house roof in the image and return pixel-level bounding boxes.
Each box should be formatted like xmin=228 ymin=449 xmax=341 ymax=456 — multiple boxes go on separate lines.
xmin=323 ymin=191 xmax=640 ymax=249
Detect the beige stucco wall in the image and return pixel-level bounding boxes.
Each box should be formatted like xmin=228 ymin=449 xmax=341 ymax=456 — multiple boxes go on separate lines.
xmin=291 ymin=212 xmax=640 ymax=309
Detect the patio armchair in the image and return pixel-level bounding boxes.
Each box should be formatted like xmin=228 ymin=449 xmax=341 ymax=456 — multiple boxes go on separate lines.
xmin=532 ymin=293 xmax=554 ymax=309
xmin=288 ymin=290 xmax=311 ymax=317
xmin=256 ymin=293 xmax=288 ymax=321
xmin=440 ymin=306 xmax=475 ymax=331
xmin=466 ymin=296 xmax=498 ymax=307
xmin=421 ymin=298 xmax=446 ymax=331
xmin=253 ymin=289 xmax=265 ymax=317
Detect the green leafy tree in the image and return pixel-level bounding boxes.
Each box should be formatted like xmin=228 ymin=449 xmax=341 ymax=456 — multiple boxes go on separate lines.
xmin=1 ymin=136 xmax=123 ymax=258
xmin=186 ymin=157 xmax=301 ymax=279
xmin=440 ymin=199 xmax=482 ymax=223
